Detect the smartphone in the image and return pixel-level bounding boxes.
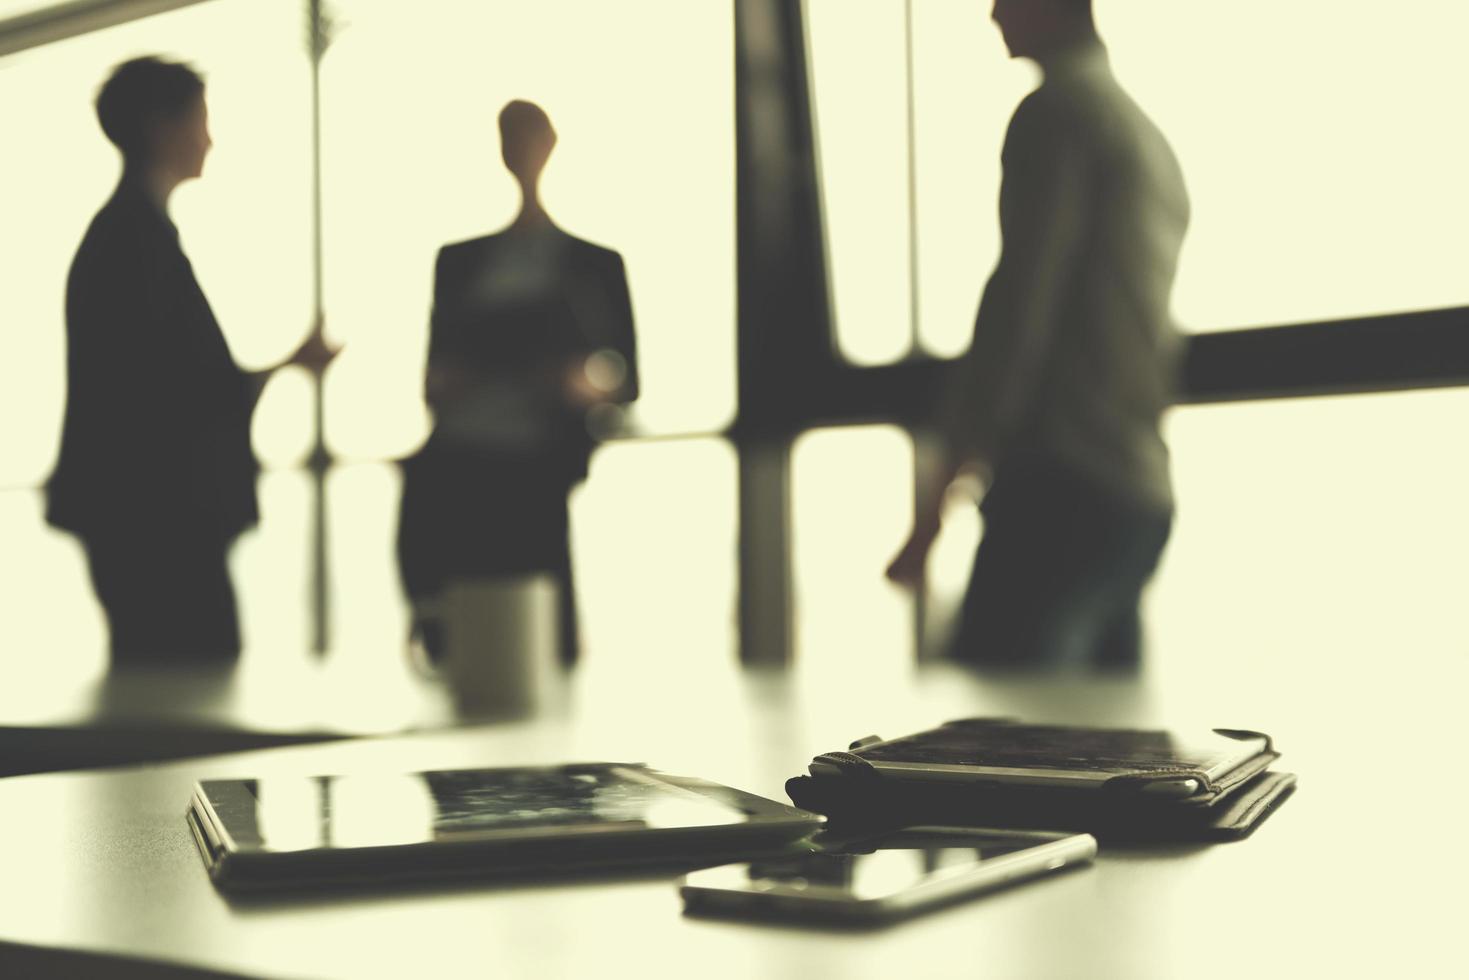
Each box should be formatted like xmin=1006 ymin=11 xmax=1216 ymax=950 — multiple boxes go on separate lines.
xmin=680 ymin=826 xmax=1095 ymax=925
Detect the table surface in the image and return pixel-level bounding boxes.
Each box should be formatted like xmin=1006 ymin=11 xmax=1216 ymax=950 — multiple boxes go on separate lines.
xmin=0 ymin=654 xmax=1464 ymax=980
xmin=0 ymin=652 xmax=461 ymax=731
xmin=0 ymin=655 xmax=463 ymax=777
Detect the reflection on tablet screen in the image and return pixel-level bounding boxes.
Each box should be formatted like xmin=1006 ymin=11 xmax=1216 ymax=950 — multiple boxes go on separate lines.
xmin=212 ymin=765 xmax=747 ymax=853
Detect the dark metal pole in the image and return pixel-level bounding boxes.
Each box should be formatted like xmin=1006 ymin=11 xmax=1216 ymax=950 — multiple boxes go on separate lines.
xmin=733 ymin=0 xmax=835 ymax=665
xmin=0 ymin=0 xmax=212 ymax=58
xmin=306 ymin=0 xmax=334 ymax=655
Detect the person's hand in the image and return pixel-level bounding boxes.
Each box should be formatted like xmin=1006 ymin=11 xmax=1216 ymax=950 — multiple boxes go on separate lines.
xmin=562 ymin=351 xmax=628 ymax=407
xmin=286 ymin=313 xmax=341 ymax=375
xmin=886 ymin=518 xmax=940 ymax=590
xmin=563 ymin=359 xmax=607 ymax=407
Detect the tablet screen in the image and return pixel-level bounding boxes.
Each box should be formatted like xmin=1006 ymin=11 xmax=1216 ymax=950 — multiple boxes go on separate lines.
xmin=200 ymin=764 xmax=750 ymax=853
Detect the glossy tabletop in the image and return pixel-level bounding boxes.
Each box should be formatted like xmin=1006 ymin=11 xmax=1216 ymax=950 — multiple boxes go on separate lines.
xmin=0 ymin=653 xmax=1463 ymax=980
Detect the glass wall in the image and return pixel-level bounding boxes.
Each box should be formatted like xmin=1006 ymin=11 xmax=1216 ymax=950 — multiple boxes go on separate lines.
xmin=1152 ymin=388 xmax=1469 ymax=686
xmin=808 ymin=0 xmax=1469 ymax=366
xmin=910 ymin=0 xmax=1033 ymax=358
xmin=570 ymin=438 xmax=739 ymax=669
xmin=1100 ymin=0 xmax=1469 ymax=331
xmin=804 ymin=0 xmax=915 ymax=366
xmin=791 ymin=425 xmax=915 ymax=672
xmin=6 ymin=1 xmax=1465 ymax=683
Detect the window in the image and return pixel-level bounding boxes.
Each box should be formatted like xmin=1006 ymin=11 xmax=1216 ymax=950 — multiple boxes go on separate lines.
xmin=1153 ymin=388 xmax=1469 ymax=684
xmin=805 ymin=0 xmax=1032 ymax=365
xmin=792 ymin=425 xmax=915 ymax=672
xmin=1100 ymin=0 xmax=1469 ymax=331
xmin=805 ymin=0 xmax=915 ymax=366
xmin=572 ymin=438 xmax=739 ymax=670
xmin=910 ymin=0 xmax=1034 ymax=357
xmin=806 ymin=0 xmax=1469 ymax=370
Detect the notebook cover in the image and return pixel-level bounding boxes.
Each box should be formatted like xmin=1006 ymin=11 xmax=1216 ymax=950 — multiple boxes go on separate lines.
xmin=810 ymin=720 xmax=1279 ymax=807
xmin=784 ymin=770 xmax=1297 ymax=844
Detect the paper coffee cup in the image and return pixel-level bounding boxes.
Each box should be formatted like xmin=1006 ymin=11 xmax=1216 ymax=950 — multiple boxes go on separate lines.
xmin=441 ymin=574 xmax=559 ymax=718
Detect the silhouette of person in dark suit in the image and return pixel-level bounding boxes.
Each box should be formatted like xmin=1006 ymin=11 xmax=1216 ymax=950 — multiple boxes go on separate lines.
xmin=398 ymin=100 xmax=639 ymax=667
xmin=47 ymin=57 xmax=335 ymax=666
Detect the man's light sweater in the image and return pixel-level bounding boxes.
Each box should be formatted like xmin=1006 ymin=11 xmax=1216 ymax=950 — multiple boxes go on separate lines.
xmin=943 ymin=38 xmax=1190 ymax=512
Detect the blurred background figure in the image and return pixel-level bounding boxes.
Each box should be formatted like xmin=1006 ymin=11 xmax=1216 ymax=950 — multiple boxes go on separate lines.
xmin=398 ymin=99 xmax=639 ymax=669
xmin=46 ymin=56 xmax=335 ymax=668
xmin=888 ymin=0 xmax=1190 ymax=671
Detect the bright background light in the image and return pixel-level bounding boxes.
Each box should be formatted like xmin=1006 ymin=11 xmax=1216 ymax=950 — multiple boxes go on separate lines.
xmin=805 ymin=0 xmax=915 ymax=366
xmin=808 ymin=0 xmax=1469 ymax=365
xmin=1101 ymin=0 xmax=1469 ymax=331
xmin=792 ymin=425 xmax=915 ymax=676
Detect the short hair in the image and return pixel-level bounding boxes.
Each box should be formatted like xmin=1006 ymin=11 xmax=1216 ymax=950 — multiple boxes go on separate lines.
xmin=95 ymin=56 xmax=205 ymax=160
xmin=498 ymin=99 xmax=555 ymax=146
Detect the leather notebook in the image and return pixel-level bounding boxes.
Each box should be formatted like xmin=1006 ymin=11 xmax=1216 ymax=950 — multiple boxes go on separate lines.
xmin=786 ymin=720 xmax=1295 ymax=843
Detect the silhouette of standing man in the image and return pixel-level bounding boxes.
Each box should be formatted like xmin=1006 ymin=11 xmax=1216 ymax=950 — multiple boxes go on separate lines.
xmin=398 ymin=100 xmax=639 ymax=667
xmin=889 ymin=0 xmax=1190 ymax=670
xmin=48 ymin=57 xmax=335 ymax=666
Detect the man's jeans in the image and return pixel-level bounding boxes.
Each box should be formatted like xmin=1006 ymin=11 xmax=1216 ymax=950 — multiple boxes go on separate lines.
xmin=953 ymin=458 xmax=1173 ymax=670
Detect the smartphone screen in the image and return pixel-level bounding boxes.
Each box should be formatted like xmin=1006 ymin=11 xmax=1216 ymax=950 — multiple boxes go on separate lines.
xmin=742 ymin=838 xmax=1031 ymax=899
xmin=682 ymin=829 xmax=1094 ymax=921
